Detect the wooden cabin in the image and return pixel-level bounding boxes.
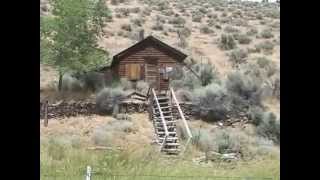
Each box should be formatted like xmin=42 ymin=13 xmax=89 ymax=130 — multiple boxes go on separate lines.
xmin=108 ymin=35 xmax=188 ymax=91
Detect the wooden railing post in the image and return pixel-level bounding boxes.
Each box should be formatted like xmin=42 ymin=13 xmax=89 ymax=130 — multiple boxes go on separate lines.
xmin=170 ymin=88 xmax=193 ymax=153
xmin=86 ymin=166 xmax=91 ymax=180
xmin=44 ymin=100 xmax=48 ymax=127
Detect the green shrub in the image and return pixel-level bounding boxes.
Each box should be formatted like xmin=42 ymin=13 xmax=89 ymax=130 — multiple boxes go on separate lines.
xmin=168 ymin=17 xmax=186 ymax=25
xmin=213 ymin=129 xmax=239 ymax=154
xmin=170 ymin=64 xmax=183 ymax=78
xmin=225 ymin=70 xmax=263 ymax=110
xmin=142 ymin=7 xmax=152 ymax=16
xmin=256 ymin=112 xmax=280 ymax=144
xmin=79 ymin=72 xmax=106 ymax=92
xmin=219 ymin=34 xmax=237 ymax=50
xmin=118 ymin=8 xmax=130 ymax=17
xmin=136 ymin=81 xmax=149 ymax=94
xmin=176 ymin=89 xmax=193 ymax=102
xmin=246 ymin=28 xmax=258 ymax=36
xmin=121 ymin=24 xmax=132 ymax=32
xmin=265 ymin=9 xmax=280 ymax=19
xmin=248 ymin=106 xmax=265 ymax=126
xmin=192 ymin=14 xmax=202 ymax=22
xmin=61 ymin=74 xmax=83 ymax=92
xmin=219 ymin=17 xmax=230 ymax=24
xmin=231 ymin=19 xmax=248 ymax=27
xmin=117 ymin=31 xmax=124 ymax=36
xmin=130 ymin=7 xmax=140 ymax=13
xmin=255 ymin=41 xmax=274 ymax=54
xmin=197 ymin=63 xmax=220 ymax=86
xmin=221 ymin=12 xmax=228 ymax=18
xmin=207 ymin=13 xmax=217 ymax=19
xmin=237 ymin=34 xmax=252 ymax=44
xmin=260 ymin=29 xmax=274 ymax=39
xmin=228 ymin=49 xmax=248 ymax=66
xmin=273 ymin=77 xmax=280 ymax=100
xmin=131 ymin=18 xmax=144 ymax=27
xmin=256 ymin=57 xmax=271 ymax=69
xmin=224 ymin=26 xmax=240 ymax=33
xmin=215 ymin=24 xmax=222 ymax=29
xmin=192 ymin=83 xmax=231 ymax=121
xmin=256 ymin=13 xmax=263 ymax=20
xmin=199 ymin=7 xmax=208 ymax=14
xmin=200 ymin=25 xmax=214 ymax=34
xmin=111 ymin=0 xmax=119 ymax=5
xmin=191 ymin=128 xmax=213 ymax=152
xmin=119 ymin=78 xmax=133 ymax=90
xmin=96 ymin=88 xmax=126 ymax=114
xmin=178 ymin=27 xmax=191 ymax=37
xmin=152 ymin=22 xmax=164 ymax=31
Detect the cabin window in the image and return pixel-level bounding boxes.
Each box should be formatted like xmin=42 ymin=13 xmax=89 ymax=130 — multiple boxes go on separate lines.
xmin=126 ymin=64 xmax=141 ymax=80
xmin=160 ymin=66 xmax=173 ymax=80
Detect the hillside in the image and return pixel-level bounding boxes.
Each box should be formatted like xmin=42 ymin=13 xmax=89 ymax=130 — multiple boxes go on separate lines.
xmin=40 ymin=0 xmax=280 ymax=179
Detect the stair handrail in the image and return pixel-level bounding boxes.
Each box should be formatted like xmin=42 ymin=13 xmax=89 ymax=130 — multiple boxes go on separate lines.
xmin=170 ymin=87 xmax=193 ymax=153
xmin=151 ymin=88 xmax=169 ymax=138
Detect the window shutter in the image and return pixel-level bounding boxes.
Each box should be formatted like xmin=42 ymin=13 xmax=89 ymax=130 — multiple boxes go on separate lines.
xmin=127 ymin=64 xmax=141 ymax=80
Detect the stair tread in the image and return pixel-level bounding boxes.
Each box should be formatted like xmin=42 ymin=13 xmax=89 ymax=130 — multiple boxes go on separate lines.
xmin=154 ymin=106 xmax=172 ymax=109
xmin=164 ymin=143 xmax=179 ymax=146
xmin=155 ymin=121 xmax=176 ymax=124
xmin=157 ymin=132 xmax=176 ymax=134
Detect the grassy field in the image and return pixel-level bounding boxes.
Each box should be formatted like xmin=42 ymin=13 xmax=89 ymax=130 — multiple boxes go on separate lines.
xmin=40 ymin=141 xmax=279 ymax=180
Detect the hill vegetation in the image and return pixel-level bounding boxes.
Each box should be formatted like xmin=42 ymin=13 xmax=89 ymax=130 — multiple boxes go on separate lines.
xmin=40 ymin=0 xmax=280 ymax=179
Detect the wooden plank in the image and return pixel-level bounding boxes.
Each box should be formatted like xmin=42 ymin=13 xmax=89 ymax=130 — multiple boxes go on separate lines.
xmin=44 ymin=100 xmax=48 ymax=127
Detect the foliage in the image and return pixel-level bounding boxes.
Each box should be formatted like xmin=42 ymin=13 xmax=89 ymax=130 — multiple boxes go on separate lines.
xmin=219 ymin=34 xmax=237 ymax=50
xmin=169 ymin=17 xmax=186 ymax=25
xmin=61 ymin=74 xmax=83 ymax=92
xmin=178 ymin=27 xmax=191 ymax=37
xmin=192 ymin=14 xmax=202 ymax=22
xmin=225 ymin=70 xmax=263 ymax=112
xmin=248 ymin=106 xmax=265 ymax=126
xmin=237 ymin=34 xmax=252 ymax=44
xmin=200 ymin=25 xmax=214 ymax=34
xmin=96 ymin=88 xmax=126 ymax=114
xmin=228 ymin=49 xmax=248 ymax=66
xmin=192 ymin=83 xmax=231 ymax=121
xmin=255 ymin=41 xmax=274 ymax=54
xmin=121 ymin=23 xmax=132 ymax=32
xmin=260 ymin=29 xmax=274 ymax=39
xmin=41 ymin=0 xmax=111 ymax=90
xmin=224 ymin=26 xmax=240 ymax=33
xmin=136 ymin=81 xmax=149 ymax=94
xmin=256 ymin=112 xmax=280 ymax=144
xmin=246 ymin=28 xmax=258 ymax=36
xmin=79 ymin=71 xmax=106 ymax=92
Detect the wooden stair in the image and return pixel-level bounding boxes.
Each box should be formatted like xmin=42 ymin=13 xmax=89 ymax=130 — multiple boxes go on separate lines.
xmin=150 ymin=91 xmax=180 ymax=154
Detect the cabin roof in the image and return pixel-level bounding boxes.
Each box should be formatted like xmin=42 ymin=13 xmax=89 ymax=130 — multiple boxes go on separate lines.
xmin=111 ymin=35 xmax=187 ymax=67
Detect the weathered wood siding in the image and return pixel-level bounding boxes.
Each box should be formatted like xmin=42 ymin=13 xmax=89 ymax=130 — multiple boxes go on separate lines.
xmin=116 ymin=44 xmax=178 ymax=90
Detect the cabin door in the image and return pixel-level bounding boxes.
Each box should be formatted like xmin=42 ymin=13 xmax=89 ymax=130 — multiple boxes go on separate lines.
xmin=144 ymin=58 xmax=159 ymax=90
xmin=159 ymin=65 xmax=172 ymax=91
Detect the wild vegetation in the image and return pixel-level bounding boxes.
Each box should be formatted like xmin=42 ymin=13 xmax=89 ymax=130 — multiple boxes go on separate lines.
xmin=40 ymin=0 xmax=280 ymax=179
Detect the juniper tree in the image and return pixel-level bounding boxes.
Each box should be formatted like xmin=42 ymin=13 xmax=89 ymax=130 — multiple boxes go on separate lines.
xmin=40 ymin=0 xmax=111 ymax=91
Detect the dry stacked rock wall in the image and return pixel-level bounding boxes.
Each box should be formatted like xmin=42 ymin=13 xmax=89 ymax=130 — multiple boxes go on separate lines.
xmin=40 ymin=101 xmax=96 ymax=119
xmin=40 ymin=100 xmax=197 ymax=119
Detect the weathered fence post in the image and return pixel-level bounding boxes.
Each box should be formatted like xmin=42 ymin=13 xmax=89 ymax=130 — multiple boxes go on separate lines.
xmin=86 ymin=166 xmax=91 ymax=180
xmin=44 ymin=100 xmax=48 ymax=127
